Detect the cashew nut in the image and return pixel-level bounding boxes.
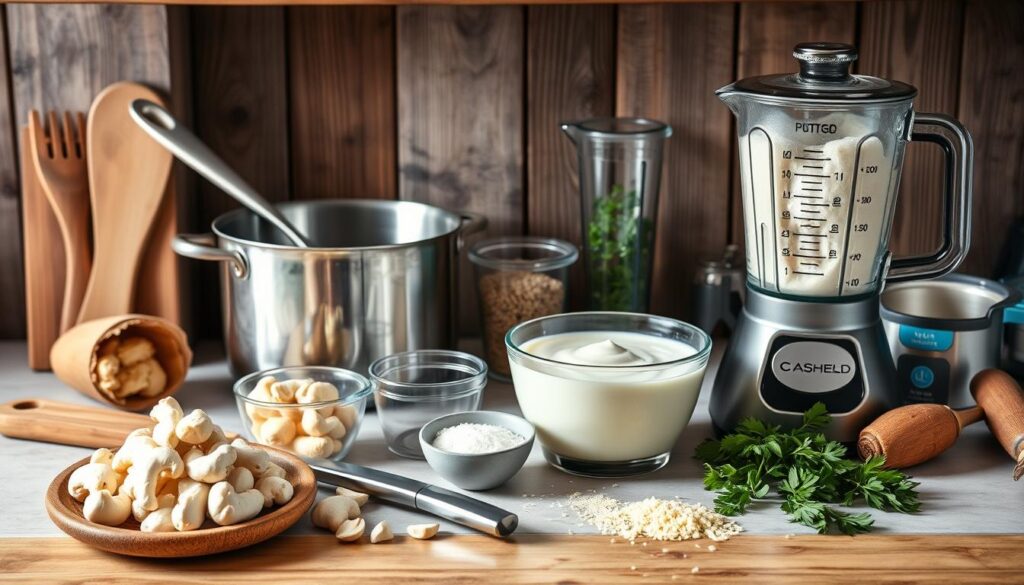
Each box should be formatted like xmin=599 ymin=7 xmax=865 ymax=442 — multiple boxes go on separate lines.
xmin=407 ymin=523 xmax=439 ymax=540
xmin=150 ymin=397 xmax=183 ymax=447
xmin=257 ymin=416 xmax=296 ymax=446
xmin=335 ymin=517 xmax=365 ymax=542
xmin=256 ymin=476 xmax=294 ymax=507
xmin=257 ymin=462 xmax=287 ymax=480
xmin=370 ymin=520 xmax=393 ymax=543
xmin=90 ymin=448 xmax=114 ymax=465
xmin=207 ymin=481 xmax=265 ymax=526
xmin=246 ymin=376 xmax=280 ymax=421
xmin=67 ymin=462 xmax=119 ymax=502
xmin=226 ymin=466 xmax=255 ymax=492
xmin=295 ymin=381 xmax=339 ymax=416
xmin=140 ymin=508 xmax=175 ymax=533
xmin=175 ymin=409 xmax=214 ymax=445
xmin=83 ymin=490 xmax=132 ymax=526
xmin=334 ymin=404 xmax=359 ymax=430
xmin=112 ymin=431 xmax=158 ymax=473
xmin=132 ymin=492 xmax=176 ymax=522
xmin=172 ymin=478 xmax=211 ymax=532
xmin=230 ymin=439 xmax=270 ymax=475
xmin=122 ymin=446 xmax=184 ymax=512
xmin=311 ymin=495 xmax=360 ymax=532
xmin=334 ymin=486 xmax=369 ymax=506
xmin=300 ymin=410 xmax=346 ymax=439
xmin=199 ymin=424 xmax=230 ymax=453
xmin=184 ymin=444 xmax=237 ymax=483
xmin=290 ymin=435 xmax=336 ymax=459
xmin=270 ymin=379 xmax=308 ymax=403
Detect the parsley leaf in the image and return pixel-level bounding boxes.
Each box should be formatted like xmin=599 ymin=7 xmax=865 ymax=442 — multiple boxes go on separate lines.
xmin=695 ymin=403 xmax=920 ymax=534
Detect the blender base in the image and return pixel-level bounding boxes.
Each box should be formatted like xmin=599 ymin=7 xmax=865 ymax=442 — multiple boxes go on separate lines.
xmin=709 ymin=286 xmax=899 ymax=443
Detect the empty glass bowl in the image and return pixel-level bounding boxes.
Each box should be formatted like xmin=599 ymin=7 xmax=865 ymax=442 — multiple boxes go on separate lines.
xmin=370 ymin=350 xmax=487 ymax=459
xmin=233 ymin=366 xmax=372 ymax=462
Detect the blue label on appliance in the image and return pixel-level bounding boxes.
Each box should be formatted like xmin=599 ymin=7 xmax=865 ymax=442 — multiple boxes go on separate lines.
xmin=899 ymin=325 xmax=954 ymax=351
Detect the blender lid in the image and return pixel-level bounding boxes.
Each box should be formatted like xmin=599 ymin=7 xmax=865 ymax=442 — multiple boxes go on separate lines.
xmin=719 ymin=42 xmax=917 ymax=102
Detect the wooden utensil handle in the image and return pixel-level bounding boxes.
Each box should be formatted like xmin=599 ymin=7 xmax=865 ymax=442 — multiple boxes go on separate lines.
xmin=971 ymin=369 xmax=1024 ymax=479
xmin=0 ymin=398 xmax=151 ymax=448
xmin=858 ymin=403 xmax=981 ymax=469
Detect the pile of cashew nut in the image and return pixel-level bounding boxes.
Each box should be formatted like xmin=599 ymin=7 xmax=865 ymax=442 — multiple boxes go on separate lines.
xmin=67 ymin=397 xmax=296 ymax=532
xmin=244 ymin=376 xmax=359 ymax=459
xmin=311 ymin=487 xmax=439 ymax=544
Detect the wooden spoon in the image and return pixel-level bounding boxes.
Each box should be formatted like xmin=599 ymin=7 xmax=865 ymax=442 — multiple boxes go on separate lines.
xmin=77 ymin=83 xmax=173 ymax=324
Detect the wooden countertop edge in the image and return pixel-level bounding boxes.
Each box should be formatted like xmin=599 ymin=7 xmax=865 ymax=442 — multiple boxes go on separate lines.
xmin=2 ymin=534 xmax=1023 ymax=583
xmin=1 ymin=0 xmax=862 ymax=5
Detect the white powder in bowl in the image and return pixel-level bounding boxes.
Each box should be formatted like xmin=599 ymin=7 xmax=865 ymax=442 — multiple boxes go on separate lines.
xmin=432 ymin=423 xmax=526 ymax=454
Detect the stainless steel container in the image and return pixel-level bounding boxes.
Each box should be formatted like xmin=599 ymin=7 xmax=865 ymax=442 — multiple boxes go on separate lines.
xmin=880 ymin=274 xmax=1021 ymax=408
xmin=173 ymin=199 xmax=485 ymax=376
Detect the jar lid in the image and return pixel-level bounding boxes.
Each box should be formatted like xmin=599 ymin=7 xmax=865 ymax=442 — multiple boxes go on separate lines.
xmin=718 ymin=42 xmax=917 ymax=103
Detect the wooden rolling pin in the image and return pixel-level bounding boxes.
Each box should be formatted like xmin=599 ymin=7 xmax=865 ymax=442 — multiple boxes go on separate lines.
xmin=859 ymin=369 xmax=1024 ymax=478
xmin=858 ymin=403 xmax=983 ymax=469
xmin=971 ymin=369 xmax=1024 ymax=480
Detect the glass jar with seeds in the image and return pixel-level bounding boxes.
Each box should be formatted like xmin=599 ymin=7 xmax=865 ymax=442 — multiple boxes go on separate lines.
xmin=469 ymin=237 xmax=578 ymax=381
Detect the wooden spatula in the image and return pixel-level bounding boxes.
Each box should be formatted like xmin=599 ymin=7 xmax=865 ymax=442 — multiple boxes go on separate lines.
xmin=77 ymin=83 xmax=173 ymax=324
xmin=28 ymin=111 xmax=91 ymax=334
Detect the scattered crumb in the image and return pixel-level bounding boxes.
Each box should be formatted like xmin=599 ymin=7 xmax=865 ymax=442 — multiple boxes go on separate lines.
xmin=785 ymin=534 xmax=795 ymax=539
xmin=610 ymin=538 xmax=617 ymax=544
xmin=630 ymin=540 xmax=636 ymax=546
xmin=661 ymin=547 xmax=670 ymax=554
xmin=630 ymin=565 xmax=637 ymax=571
xmin=695 ymin=543 xmax=701 ymax=549
xmin=707 ymin=545 xmax=717 ymax=552
xmin=568 ymin=493 xmax=742 ymax=542
xmin=642 ymin=574 xmax=649 ymax=578
xmin=692 ymin=567 xmax=700 ymax=574
xmin=567 ymin=530 xmax=574 ymax=536
xmin=612 ymin=483 xmax=620 ymax=488
xmin=642 ymin=542 xmax=648 ymax=547
xmin=671 ymin=576 xmax=679 ymax=581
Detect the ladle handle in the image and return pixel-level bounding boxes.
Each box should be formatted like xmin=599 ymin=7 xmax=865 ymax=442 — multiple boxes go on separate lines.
xmin=129 ymin=99 xmax=310 ymax=248
xmin=887 ymin=113 xmax=973 ymax=282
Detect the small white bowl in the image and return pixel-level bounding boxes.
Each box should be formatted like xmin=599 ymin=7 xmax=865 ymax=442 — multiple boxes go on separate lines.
xmin=419 ymin=411 xmax=535 ymax=491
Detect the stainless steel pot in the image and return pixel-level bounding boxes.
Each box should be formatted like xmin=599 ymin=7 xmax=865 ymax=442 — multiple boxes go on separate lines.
xmin=880 ymin=274 xmax=1022 ymax=408
xmin=173 ymin=199 xmax=485 ymax=376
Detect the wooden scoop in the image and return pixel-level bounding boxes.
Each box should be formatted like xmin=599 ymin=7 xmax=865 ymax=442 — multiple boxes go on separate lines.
xmin=859 ymin=369 xmax=1024 ymax=478
xmin=77 ymin=83 xmax=173 ymax=324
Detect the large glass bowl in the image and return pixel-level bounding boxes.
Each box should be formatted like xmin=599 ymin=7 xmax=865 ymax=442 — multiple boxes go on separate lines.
xmin=505 ymin=312 xmax=711 ymax=477
xmin=233 ymin=366 xmax=372 ymax=462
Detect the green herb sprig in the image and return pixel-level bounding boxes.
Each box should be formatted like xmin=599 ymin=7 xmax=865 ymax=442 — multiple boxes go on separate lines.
xmin=695 ymin=403 xmax=920 ymax=535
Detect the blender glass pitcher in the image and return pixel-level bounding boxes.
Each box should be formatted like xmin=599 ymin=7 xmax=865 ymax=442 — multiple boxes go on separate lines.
xmin=561 ymin=118 xmax=672 ymax=311
xmin=718 ymin=42 xmax=973 ymax=300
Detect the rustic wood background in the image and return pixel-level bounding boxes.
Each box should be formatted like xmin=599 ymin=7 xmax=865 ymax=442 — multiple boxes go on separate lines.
xmin=0 ymin=0 xmax=1021 ymax=340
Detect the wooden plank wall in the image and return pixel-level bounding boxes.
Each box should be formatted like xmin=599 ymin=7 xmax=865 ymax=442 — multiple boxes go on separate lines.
xmin=0 ymin=0 xmax=1021 ymax=340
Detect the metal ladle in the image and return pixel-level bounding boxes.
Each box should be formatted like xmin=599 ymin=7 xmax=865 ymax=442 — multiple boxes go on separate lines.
xmin=129 ymin=99 xmax=310 ymax=248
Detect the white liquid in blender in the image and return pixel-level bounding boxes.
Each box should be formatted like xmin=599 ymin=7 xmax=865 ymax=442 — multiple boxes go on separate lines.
xmin=739 ymin=132 xmax=896 ymax=297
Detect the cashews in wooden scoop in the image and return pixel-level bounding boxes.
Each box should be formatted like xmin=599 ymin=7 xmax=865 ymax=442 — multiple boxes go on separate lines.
xmin=66 ymin=401 xmax=296 ymax=530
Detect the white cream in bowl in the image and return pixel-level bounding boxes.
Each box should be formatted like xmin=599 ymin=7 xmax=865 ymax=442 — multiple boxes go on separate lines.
xmin=508 ymin=328 xmax=708 ymax=466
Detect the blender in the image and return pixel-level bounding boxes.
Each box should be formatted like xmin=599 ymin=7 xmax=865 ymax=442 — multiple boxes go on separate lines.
xmin=710 ymin=42 xmax=974 ymax=442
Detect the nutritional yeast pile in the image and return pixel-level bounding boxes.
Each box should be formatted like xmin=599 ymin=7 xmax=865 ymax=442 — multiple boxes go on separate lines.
xmin=568 ymin=493 xmax=743 ymax=542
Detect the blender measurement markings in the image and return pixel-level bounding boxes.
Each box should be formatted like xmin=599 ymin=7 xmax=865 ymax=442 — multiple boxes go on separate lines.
xmin=793 ymin=195 xmax=823 ymax=199
xmin=794 ymin=173 xmax=829 ymax=178
xmin=794 ymin=233 xmax=826 ymax=237
xmin=803 ymin=148 xmax=824 ymax=153
xmin=794 ymin=254 xmax=825 ymax=259
xmin=794 ymin=156 xmax=829 ymax=161
xmin=794 ymin=270 xmax=824 ymax=276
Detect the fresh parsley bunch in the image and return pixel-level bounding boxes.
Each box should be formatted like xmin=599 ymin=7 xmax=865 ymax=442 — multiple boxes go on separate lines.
xmin=695 ymin=403 xmax=920 ymax=535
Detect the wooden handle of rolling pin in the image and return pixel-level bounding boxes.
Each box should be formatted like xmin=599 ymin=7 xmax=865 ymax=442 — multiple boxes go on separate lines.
xmin=858 ymin=403 xmax=984 ymax=469
xmin=0 ymin=398 xmax=152 ymax=448
xmin=971 ymin=369 xmax=1024 ymax=480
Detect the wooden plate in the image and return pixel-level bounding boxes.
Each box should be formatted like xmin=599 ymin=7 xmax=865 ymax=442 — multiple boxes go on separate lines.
xmin=45 ymin=446 xmax=316 ymax=557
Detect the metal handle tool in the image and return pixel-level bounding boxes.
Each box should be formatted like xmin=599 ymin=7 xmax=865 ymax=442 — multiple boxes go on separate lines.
xmin=309 ymin=460 xmax=518 ymax=538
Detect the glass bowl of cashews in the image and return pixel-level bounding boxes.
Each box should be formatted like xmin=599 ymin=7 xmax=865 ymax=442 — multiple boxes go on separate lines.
xmin=233 ymin=366 xmax=372 ymax=461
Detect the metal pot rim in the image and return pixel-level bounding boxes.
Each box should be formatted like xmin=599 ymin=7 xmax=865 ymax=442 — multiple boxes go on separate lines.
xmin=211 ymin=199 xmax=465 ymax=252
xmin=880 ymin=274 xmax=1021 ymax=331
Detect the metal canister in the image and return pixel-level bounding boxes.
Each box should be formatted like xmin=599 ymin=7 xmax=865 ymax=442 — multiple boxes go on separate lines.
xmin=880 ymin=274 xmax=1022 ymax=407
xmin=692 ymin=245 xmax=744 ymax=336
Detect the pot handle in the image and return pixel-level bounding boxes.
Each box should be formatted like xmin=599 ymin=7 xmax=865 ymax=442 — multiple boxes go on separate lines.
xmin=457 ymin=212 xmax=488 ymax=252
xmin=172 ymin=233 xmax=249 ymax=279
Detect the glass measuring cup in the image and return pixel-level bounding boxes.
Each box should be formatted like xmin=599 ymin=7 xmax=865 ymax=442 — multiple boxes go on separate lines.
xmin=718 ymin=42 xmax=973 ymax=300
xmin=561 ymin=118 xmax=672 ymax=311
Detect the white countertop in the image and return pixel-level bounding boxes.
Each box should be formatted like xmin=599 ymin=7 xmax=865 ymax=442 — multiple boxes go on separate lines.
xmin=1 ymin=340 xmax=1021 ymax=538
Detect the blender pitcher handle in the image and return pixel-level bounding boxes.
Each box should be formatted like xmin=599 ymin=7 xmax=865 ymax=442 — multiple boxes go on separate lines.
xmin=886 ymin=113 xmax=974 ymax=283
